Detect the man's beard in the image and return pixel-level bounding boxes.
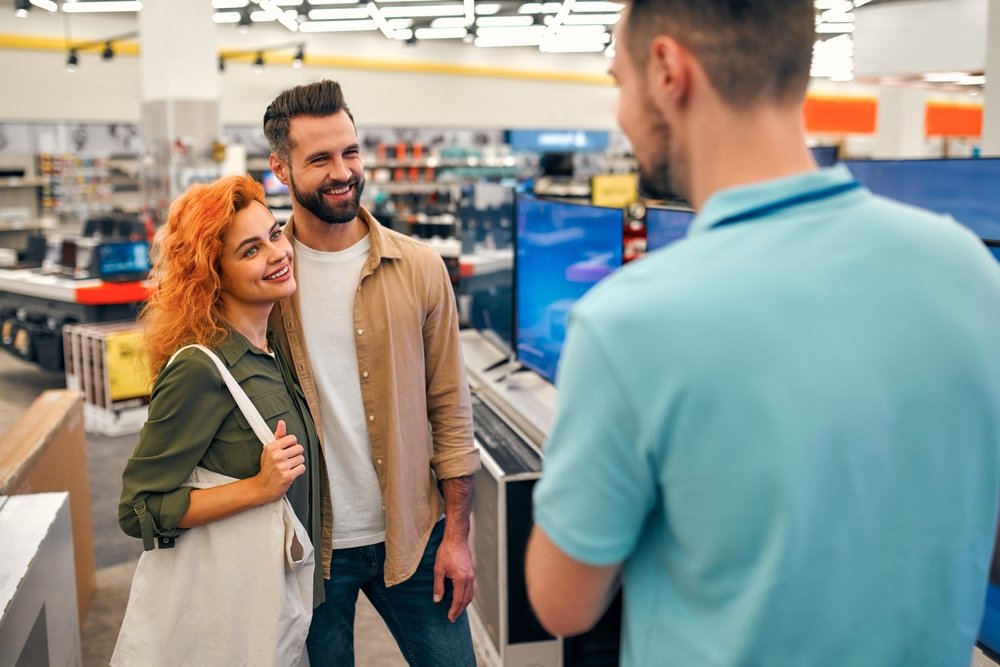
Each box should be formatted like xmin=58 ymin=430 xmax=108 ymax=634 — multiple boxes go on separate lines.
xmin=288 ymin=170 xmax=365 ymax=225
xmin=635 ymin=90 xmax=687 ymax=202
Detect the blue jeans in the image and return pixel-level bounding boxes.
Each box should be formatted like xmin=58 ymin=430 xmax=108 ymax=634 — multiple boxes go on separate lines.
xmin=306 ymin=520 xmax=475 ymax=666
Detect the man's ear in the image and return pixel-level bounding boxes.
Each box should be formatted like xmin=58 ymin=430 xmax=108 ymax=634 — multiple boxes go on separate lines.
xmin=269 ymin=154 xmax=290 ymax=185
xmin=647 ymin=35 xmax=690 ymax=108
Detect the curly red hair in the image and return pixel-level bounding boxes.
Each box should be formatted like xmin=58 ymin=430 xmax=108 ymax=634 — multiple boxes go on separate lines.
xmin=140 ymin=174 xmax=268 ymax=375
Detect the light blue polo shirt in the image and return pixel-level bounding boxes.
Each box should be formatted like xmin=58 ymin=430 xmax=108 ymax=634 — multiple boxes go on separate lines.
xmin=533 ymin=165 xmax=1000 ymax=666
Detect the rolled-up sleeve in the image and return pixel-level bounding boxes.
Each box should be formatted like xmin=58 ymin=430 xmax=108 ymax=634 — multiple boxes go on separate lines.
xmin=423 ymin=258 xmax=480 ymax=480
xmin=118 ymin=349 xmax=229 ymax=545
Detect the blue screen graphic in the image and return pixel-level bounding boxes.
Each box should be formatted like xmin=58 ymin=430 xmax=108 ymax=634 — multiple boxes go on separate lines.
xmin=515 ymin=196 xmax=623 ymax=384
xmin=844 ymin=158 xmax=1000 ymax=240
xmin=645 ymin=207 xmax=696 ymax=253
xmin=97 ymin=241 xmax=150 ymax=279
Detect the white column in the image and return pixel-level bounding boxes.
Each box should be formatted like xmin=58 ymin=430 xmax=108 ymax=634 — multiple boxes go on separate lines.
xmin=982 ymin=0 xmax=1000 ymax=155
xmin=873 ymin=86 xmax=929 ymax=158
xmin=138 ymin=0 xmax=220 ymax=212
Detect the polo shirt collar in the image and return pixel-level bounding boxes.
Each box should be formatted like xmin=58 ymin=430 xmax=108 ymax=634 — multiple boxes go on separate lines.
xmin=690 ymin=164 xmax=858 ymax=237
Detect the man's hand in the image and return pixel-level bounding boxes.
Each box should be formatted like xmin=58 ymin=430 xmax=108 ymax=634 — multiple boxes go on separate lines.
xmin=433 ymin=533 xmax=476 ymax=622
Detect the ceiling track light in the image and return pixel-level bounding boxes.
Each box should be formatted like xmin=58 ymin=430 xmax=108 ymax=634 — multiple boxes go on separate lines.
xmin=238 ymin=7 xmax=253 ymax=32
xmin=102 ymin=41 xmax=115 ymax=60
xmin=66 ymin=49 xmax=79 ymax=72
xmin=218 ymin=55 xmax=226 ymax=72
xmin=252 ymin=51 xmax=265 ymax=73
xmin=14 ymin=0 xmax=30 ymax=18
xmin=292 ymin=44 xmax=305 ymax=67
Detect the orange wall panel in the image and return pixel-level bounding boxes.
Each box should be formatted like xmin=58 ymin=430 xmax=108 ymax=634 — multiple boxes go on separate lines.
xmin=925 ymin=103 xmax=983 ymax=137
xmin=803 ymin=96 xmax=877 ymax=135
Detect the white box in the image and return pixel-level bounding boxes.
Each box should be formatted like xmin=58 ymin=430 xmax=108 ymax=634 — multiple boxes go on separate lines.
xmin=0 ymin=492 xmax=82 ymax=667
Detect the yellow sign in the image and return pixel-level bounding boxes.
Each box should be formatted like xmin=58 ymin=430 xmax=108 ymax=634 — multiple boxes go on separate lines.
xmin=105 ymin=331 xmax=153 ymax=401
xmin=591 ymin=173 xmax=638 ymax=208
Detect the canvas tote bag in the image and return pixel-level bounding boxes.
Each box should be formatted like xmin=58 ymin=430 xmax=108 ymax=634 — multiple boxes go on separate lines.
xmin=111 ymin=344 xmax=314 ymax=667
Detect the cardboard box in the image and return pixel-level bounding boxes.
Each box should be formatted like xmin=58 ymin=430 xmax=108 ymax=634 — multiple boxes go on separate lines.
xmin=0 ymin=389 xmax=96 ymax=622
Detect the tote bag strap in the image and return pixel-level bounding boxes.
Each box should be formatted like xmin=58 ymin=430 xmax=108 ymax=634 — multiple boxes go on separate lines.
xmin=167 ymin=344 xmax=275 ymax=446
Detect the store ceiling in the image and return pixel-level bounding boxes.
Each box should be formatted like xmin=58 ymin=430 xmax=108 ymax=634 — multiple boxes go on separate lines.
xmin=7 ymin=0 xmax=981 ymax=87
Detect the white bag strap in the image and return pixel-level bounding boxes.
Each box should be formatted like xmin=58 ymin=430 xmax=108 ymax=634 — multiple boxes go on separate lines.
xmin=167 ymin=344 xmax=275 ymax=446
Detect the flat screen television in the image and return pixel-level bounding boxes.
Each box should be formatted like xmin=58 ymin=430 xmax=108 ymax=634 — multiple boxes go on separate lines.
xmin=811 ymin=145 xmax=840 ymax=167
xmin=95 ymin=240 xmax=150 ymax=282
xmin=261 ymin=169 xmax=289 ymax=196
xmin=844 ymin=158 xmax=1000 ymax=240
xmin=645 ymin=206 xmax=696 ymax=253
xmin=515 ymin=195 xmax=623 ymax=384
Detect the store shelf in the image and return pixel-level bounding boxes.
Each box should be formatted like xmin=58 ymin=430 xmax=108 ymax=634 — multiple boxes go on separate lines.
xmin=0 ymin=177 xmax=49 ymax=189
xmin=368 ymin=182 xmax=461 ymax=194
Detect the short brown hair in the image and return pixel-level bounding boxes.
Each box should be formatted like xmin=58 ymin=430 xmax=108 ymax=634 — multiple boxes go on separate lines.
xmin=263 ymin=79 xmax=355 ymax=160
xmin=623 ymin=0 xmax=815 ymax=108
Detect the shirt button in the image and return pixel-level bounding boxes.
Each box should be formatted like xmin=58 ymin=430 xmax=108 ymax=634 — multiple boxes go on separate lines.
xmin=376 ymin=458 xmax=383 ymax=465
xmin=368 ymin=414 xmax=375 ymax=422
xmin=356 ymin=328 xmax=363 ymax=335
xmin=362 ymin=371 xmax=369 ymax=378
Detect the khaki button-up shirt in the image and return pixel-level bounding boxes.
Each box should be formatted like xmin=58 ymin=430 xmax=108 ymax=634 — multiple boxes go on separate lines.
xmin=270 ymin=208 xmax=480 ymax=586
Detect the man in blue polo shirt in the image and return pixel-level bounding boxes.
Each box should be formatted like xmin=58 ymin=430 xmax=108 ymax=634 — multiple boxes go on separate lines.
xmin=525 ymin=1 xmax=1000 ymax=665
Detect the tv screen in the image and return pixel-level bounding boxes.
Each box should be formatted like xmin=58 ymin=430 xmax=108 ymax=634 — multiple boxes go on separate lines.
xmin=645 ymin=206 xmax=696 ymax=253
xmin=811 ymin=145 xmax=840 ymax=167
xmin=515 ymin=195 xmax=623 ymax=384
xmin=261 ymin=170 xmax=289 ymax=196
xmin=96 ymin=240 xmax=150 ymax=281
xmin=844 ymin=158 xmax=1000 ymax=240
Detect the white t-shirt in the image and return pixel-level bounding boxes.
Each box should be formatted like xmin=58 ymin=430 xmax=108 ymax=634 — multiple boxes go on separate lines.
xmin=293 ymin=235 xmax=385 ymax=548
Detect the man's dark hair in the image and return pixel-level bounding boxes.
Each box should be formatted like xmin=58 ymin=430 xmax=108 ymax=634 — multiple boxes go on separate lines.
xmin=263 ymin=79 xmax=355 ymax=160
xmin=623 ymin=0 xmax=816 ymax=108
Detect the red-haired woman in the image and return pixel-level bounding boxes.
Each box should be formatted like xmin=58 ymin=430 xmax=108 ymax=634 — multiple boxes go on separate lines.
xmin=115 ymin=175 xmax=326 ymax=663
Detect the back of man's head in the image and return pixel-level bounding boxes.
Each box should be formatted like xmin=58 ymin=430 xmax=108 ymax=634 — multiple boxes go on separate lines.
xmin=263 ymin=79 xmax=355 ymax=160
xmin=623 ymin=0 xmax=816 ymax=109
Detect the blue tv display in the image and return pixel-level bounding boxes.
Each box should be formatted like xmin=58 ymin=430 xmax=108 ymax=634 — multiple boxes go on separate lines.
xmin=811 ymin=145 xmax=840 ymax=167
xmin=515 ymin=196 xmax=623 ymax=384
xmin=645 ymin=206 xmax=696 ymax=253
xmin=844 ymin=158 xmax=1000 ymax=240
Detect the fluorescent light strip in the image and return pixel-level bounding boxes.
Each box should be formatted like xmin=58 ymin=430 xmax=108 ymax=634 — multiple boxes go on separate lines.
xmin=562 ymin=12 xmax=619 ymax=25
xmin=299 ymin=19 xmax=378 ymax=31
xmin=271 ymin=0 xmax=302 ymax=5
xmin=29 ymin=0 xmax=58 ymax=11
xmin=541 ymin=0 xmax=576 ymax=49
xmin=393 ymin=28 xmax=414 ymax=39
xmin=62 ymin=1 xmax=142 ymax=12
xmin=820 ymin=9 xmax=855 ymax=22
xmin=571 ymin=1 xmax=622 ymax=12
xmin=476 ymin=3 xmax=501 ymax=15
xmin=415 ymin=27 xmax=467 ymax=39
xmin=380 ymin=4 xmax=466 ymax=18
xmin=309 ymin=0 xmax=361 ymax=4
xmin=367 ymin=2 xmax=397 ymax=38
xmin=430 ymin=16 xmax=467 ymax=28
xmin=518 ymin=2 xmax=561 ymax=13
xmin=816 ymin=22 xmax=854 ymax=33
xmin=255 ymin=0 xmax=300 ymax=30
xmin=213 ymin=11 xmax=241 ymax=22
xmin=957 ymin=75 xmax=986 ymax=86
xmin=474 ymin=25 xmax=545 ymax=46
xmin=477 ymin=15 xmax=534 ymax=27
xmin=464 ymin=0 xmax=474 ymax=25
xmin=250 ymin=10 xmax=276 ymax=20
xmin=212 ymin=0 xmax=248 ymax=7
xmin=310 ymin=6 xmax=370 ymax=19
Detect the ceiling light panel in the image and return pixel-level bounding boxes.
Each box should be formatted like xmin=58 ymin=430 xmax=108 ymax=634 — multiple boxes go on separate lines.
xmin=414 ymin=27 xmax=467 ymax=39
xmin=212 ymin=0 xmax=248 ymax=7
xmin=518 ymin=2 xmax=561 ymax=13
xmin=430 ymin=16 xmax=467 ymax=27
xmin=477 ymin=15 xmax=534 ymax=27
xmin=571 ymin=1 xmax=622 ymax=12
xmin=213 ymin=11 xmax=241 ymax=22
xmin=379 ymin=4 xmax=466 ymax=18
xmin=309 ymin=6 xmax=370 ymax=19
xmin=29 ymin=0 xmax=58 ymax=10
